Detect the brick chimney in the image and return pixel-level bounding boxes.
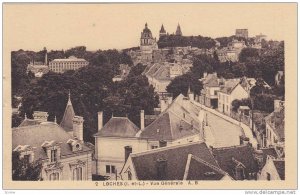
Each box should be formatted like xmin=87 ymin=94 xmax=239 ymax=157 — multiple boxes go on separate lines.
xmin=73 ymin=116 xmax=84 ymax=141
xmin=33 ymin=111 xmax=49 ymax=122
xmin=98 ymin=111 xmax=103 ymax=131
xmin=140 ymin=110 xmax=145 ymax=130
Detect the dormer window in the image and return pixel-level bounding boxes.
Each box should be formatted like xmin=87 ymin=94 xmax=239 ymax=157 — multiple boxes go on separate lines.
xmin=67 ymin=139 xmax=83 ymax=152
xmin=41 ymin=140 xmax=61 ymax=163
xmin=51 ymin=149 xmax=58 ymax=162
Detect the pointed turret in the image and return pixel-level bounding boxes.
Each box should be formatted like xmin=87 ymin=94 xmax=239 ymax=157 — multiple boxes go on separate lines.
xmin=176 ymin=23 xmax=182 ymax=36
xmin=159 ymin=24 xmax=167 ymax=38
xmin=60 ymin=90 xmax=75 ymax=132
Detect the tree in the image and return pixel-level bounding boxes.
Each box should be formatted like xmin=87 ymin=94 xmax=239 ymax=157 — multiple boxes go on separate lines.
xmin=231 ymin=98 xmax=252 ymax=112
xmin=166 ymin=73 xmax=202 ymax=98
xmin=239 ymin=48 xmax=260 ymax=62
xmin=12 ymin=151 xmax=43 ymax=181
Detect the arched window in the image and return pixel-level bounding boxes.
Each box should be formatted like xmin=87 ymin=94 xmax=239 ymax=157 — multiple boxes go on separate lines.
xmin=73 ymin=167 xmax=83 ymax=180
xmin=49 ymin=172 xmax=59 ymax=181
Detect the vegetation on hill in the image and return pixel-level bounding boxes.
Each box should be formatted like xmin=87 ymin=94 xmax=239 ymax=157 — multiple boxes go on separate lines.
xmin=158 ymin=35 xmax=216 ymax=49
xmin=12 ymin=47 xmax=157 ymax=143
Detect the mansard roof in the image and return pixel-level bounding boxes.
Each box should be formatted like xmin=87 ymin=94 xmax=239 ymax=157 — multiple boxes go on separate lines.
xmin=12 ymin=122 xmax=92 ymax=160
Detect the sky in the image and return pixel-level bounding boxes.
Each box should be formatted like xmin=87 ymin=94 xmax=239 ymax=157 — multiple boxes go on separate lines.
xmin=4 ymin=3 xmax=295 ymax=51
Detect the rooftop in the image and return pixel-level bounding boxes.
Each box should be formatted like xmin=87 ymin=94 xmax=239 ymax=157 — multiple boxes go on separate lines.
xmin=94 ymin=117 xmax=140 ymax=138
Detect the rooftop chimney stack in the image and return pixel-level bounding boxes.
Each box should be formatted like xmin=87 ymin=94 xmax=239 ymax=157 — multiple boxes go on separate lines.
xmin=73 ymin=116 xmax=84 ymax=141
xmin=140 ymin=110 xmax=145 ymax=130
xmin=98 ymin=111 xmax=103 ymax=131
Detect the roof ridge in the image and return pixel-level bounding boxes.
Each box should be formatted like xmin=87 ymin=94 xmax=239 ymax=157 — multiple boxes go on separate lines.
xmin=213 ymin=144 xmax=249 ymax=151
xmin=130 ymin=141 xmax=205 ymax=157
xmin=13 ymin=122 xmax=58 ymax=130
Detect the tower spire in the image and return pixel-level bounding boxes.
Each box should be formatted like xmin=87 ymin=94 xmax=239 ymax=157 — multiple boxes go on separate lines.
xmin=67 ymin=90 xmax=72 ymax=105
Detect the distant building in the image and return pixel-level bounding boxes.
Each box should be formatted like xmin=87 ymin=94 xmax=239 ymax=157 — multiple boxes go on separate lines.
xmin=49 ymin=56 xmax=89 ymax=73
xmin=217 ymin=80 xmax=249 ymax=115
xmin=13 ymin=93 xmax=93 ymax=181
xmin=235 ymin=29 xmax=248 ymax=39
xmin=120 ymin=142 xmax=232 ymax=180
xmin=259 ymin=156 xmax=285 ymax=180
xmin=265 ymin=100 xmax=285 ymax=156
xmin=198 ymin=72 xmax=221 ymax=108
xmin=140 ymin=23 xmax=158 ymax=62
xmin=26 ymin=47 xmax=49 ymax=77
xmin=212 ymin=144 xmax=259 ymax=180
xmin=175 ymin=23 xmax=183 ymax=36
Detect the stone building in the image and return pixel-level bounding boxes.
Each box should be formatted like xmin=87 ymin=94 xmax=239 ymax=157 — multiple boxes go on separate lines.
xmin=12 ymin=93 xmax=93 ymax=181
xmin=235 ymin=29 xmax=248 ymax=39
xmin=140 ymin=23 xmax=158 ymax=62
xmin=49 ymin=56 xmax=89 ymax=73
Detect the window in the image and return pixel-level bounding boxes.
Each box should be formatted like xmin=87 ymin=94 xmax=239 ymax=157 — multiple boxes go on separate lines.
xmin=128 ymin=171 xmax=132 ymax=180
xmin=106 ymin=165 xmax=116 ymax=174
xmin=73 ymin=167 xmax=83 ymax=180
xmin=23 ymin=154 xmax=30 ymax=164
xmin=267 ymin=172 xmax=271 ymax=181
xmin=51 ymin=149 xmax=57 ymax=162
xmin=49 ymin=172 xmax=59 ymax=181
xmin=151 ymin=145 xmax=158 ymax=149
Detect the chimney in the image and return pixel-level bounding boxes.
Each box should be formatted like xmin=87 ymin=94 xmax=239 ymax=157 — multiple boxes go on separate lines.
xmin=33 ymin=111 xmax=49 ymax=122
xmin=203 ymin=72 xmax=208 ymax=78
xmin=73 ymin=116 xmax=84 ymax=141
xmin=159 ymin=140 xmax=167 ymax=147
xmin=124 ymin=146 xmax=132 ymax=162
xmin=156 ymin=158 xmax=167 ymax=180
xmin=140 ymin=110 xmax=145 ymax=130
xmin=98 ymin=111 xmax=103 ymax=131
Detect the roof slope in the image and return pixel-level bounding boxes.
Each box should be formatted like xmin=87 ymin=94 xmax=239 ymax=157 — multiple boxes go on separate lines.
xmin=94 ymin=117 xmax=140 ymax=138
xmin=131 ymin=142 xmax=219 ymax=180
xmin=19 ymin=119 xmax=42 ymax=127
xmin=140 ymin=111 xmax=199 ymax=141
xmin=60 ymin=98 xmax=75 ymax=132
xmin=273 ymin=160 xmax=285 ymax=180
xmin=212 ymin=144 xmax=259 ymax=179
xmin=184 ymin=154 xmax=229 ymax=180
xmin=12 ymin=122 xmax=92 ymax=160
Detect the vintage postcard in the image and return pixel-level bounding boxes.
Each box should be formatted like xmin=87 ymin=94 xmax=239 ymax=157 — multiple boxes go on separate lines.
xmin=2 ymin=2 xmax=297 ymax=190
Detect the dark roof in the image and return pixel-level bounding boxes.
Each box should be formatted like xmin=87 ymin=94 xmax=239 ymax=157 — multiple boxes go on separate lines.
xmin=94 ymin=117 xmax=140 ymax=138
xmin=131 ymin=142 xmax=219 ymax=180
xmin=202 ymin=74 xmax=219 ymax=87
xmin=12 ymin=122 xmax=92 ymax=160
xmin=273 ymin=160 xmax=285 ymax=180
xmin=212 ymin=144 xmax=259 ymax=179
xmin=184 ymin=154 xmax=229 ymax=180
xmin=260 ymin=148 xmax=278 ymax=166
xmin=60 ymin=98 xmax=75 ymax=132
xmin=139 ymin=111 xmax=199 ymax=141
xmin=19 ymin=118 xmax=42 ymax=127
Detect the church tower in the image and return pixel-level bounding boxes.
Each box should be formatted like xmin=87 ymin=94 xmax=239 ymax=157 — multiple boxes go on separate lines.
xmin=159 ymin=24 xmax=167 ymax=38
xmin=176 ymin=23 xmax=182 ymax=36
xmin=140 ymin=23 xmax=154 ymax=46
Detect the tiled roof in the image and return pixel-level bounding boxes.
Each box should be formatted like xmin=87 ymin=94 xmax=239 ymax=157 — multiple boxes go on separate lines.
xmin=139 ymin=111 xmax=199 ymax=141
xmin=201 ymin=74 xmax=219 ymax=87
xmin=12 ymin=122 xmax=92 ymax=160
xmin=273 ymin=160 xmax=285 ymax=180
xmin=219 ymin=80 xmax=240 ymax=94
xmin=94 ymin=117 xmax=140 ymax=138
xmin=51 ymin=56 xmax=88 ymax=62
xmin=130 ymin=142 xmax=219 ymax=180
xmin=19 ymin=119 xmax=42 ymax=127
xmin=60 ymin=98 xmax=75 ymax=132
xmin=184 ymin=154 xmax=230 ymax=180
xmin=212 ymin=144 xmax=259 ymax=179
